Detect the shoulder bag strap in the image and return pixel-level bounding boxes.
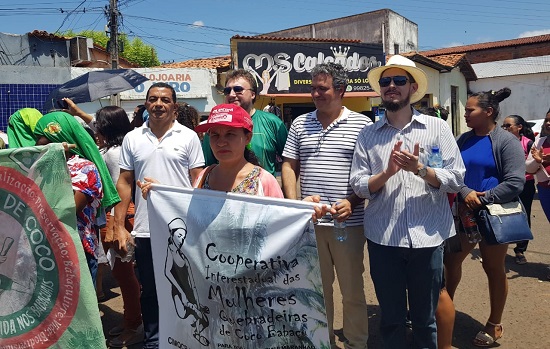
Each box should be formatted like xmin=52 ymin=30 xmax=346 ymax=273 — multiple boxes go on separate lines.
xmin=197 ymin=165 xmax=216 ymax=189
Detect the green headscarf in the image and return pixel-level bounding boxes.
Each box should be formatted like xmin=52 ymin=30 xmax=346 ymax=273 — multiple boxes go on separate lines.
xmin=7 ymin=108 xmax=43 ymax=147
xmin=34 ymin=111 xmax=121 ymax=209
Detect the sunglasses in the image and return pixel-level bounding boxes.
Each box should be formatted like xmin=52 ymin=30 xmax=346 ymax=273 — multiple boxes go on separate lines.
xmin=501 ymin=123 xmax=515 ymax=129
xmin=223 ymin=86 xmax=252 ymax=95
xmin=379 ymin=76 xmax=409 ymax=87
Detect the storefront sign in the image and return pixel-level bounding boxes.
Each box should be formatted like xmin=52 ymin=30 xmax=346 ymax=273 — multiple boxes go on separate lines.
xmin=70 ymin=67 xmax=216 ymax=100
xmin=234 ymin=41 xmax=384 ymax=94
xmin=125 ymin=68 xmax=215 ymax=99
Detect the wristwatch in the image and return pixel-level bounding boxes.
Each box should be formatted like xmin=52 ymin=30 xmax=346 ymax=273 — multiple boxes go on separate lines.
xmin=416 ymin=164 xmax=428 ymax=178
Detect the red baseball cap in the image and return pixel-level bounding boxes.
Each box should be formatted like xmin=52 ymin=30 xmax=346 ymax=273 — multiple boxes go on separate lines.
xmin=195 ymin=104 xmax=253 ymax=133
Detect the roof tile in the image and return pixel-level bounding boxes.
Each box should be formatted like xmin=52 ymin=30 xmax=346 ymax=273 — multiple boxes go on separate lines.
xmin=232 ymin=35 xmax=361 ymax=43
xmin=28 ymin=30 xmax=69 ymax=41
xmin=420 ymin=34 xmax=550 ymax=56
xmin=428 ymin=53 xmax=467 ymax=67
xmin=161 ymin=56 xmax=231 ymax=69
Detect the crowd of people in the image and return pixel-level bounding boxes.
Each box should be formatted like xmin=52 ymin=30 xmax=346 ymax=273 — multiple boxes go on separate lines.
xmin=3 ymin=56 xmax=550 ymax=349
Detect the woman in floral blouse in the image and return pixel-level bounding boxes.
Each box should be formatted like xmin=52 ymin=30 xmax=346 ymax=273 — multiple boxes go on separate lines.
xmin=191 ymin=104 xmax=283 ymax=197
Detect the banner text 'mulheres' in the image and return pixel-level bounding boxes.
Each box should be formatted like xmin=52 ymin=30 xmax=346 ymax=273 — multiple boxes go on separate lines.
xmin=209 ymin=285 xmax=297 ymax=310
xmin=206 ymin=243 xmax=298 ymax=274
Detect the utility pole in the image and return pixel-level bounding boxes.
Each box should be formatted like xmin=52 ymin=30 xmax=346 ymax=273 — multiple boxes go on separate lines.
xmin=109 ymin=0 xmax=121 ymax=106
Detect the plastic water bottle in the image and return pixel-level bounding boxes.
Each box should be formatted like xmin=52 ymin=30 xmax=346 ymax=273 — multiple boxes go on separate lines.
xmin=458 ymin=204 xmax=482 ymax=244
xmin=428 ymin=146 xmax=443 ymax=168
xmin=333 ymin=201 xmax=348 ymax=242
xmin=334 ymin=220 xmax=348 ymax=242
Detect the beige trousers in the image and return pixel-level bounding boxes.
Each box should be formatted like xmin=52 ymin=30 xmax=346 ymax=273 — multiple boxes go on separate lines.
xmin=315 ymin=225 xmax=369 ymax=349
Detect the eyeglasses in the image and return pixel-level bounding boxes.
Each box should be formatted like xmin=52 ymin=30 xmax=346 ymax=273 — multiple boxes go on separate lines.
xmin=501 ymin=123 xmax=515 ymax=129
xmin=223 ymin=86 xmax=252 ymax=95
xmin=379 ymin=76 xmax=409 ymax=87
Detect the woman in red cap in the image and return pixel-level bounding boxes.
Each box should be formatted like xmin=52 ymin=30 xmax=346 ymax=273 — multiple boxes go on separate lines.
xmin=192 ymin=104 xmax=283 ymax=197
xmin=140 ymin=104 xmax=282 ymax=198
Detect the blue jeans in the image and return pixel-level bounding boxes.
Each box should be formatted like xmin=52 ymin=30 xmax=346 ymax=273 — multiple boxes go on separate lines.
xmin=135 ymin=237 xmax=159 ymax=349
xmin=537 ymin=184 xmax=550 ymax=222
xmin=85 ymin=252 xmax=98 ymax=287
xmin=368 ymin=240 xmax=443 ymax=349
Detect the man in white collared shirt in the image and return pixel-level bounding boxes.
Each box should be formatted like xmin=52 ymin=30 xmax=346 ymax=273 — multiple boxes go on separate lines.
xmin=114 ymin=83 xmax=205 ymax=349
xmin=350 ymin=55 xmax=465 ymax=349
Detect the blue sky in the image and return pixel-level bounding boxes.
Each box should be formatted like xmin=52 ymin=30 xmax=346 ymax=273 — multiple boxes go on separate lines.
xmin=1 ymin=0 xmax=550 ymax=63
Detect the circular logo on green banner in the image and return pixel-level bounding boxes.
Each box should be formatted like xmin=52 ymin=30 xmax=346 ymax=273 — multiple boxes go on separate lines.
xmin=0 ymin=167 xmax=80 ymax=347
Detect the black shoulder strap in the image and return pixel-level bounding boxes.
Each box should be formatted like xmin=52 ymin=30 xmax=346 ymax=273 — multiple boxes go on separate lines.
xmin=197 ymin=165 xmax=215 ymax=189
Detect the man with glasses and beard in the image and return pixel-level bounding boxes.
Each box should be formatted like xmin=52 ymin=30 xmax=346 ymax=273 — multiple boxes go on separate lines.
xmin=349 ymin=55 xmax=465 ymax=349
xmin=282 ymin=62 xmax=371 ymax=349
xmin=202 ymin=69 xmax=288 ymax=176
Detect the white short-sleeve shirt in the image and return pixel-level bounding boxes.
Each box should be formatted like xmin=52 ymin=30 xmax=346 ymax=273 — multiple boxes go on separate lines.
xmin=120 ymin=121 xmax=205 ymax=237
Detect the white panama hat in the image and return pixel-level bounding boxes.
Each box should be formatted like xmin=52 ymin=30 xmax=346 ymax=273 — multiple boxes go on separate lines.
xmin=367 ymin=55 xmax=428 ymax=104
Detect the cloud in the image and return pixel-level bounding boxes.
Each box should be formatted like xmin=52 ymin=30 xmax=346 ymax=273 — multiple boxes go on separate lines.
xmin=518 ymin=29 xmax=550 ymax=38
xmin=192 ymin=20 xmax=204 ymax=28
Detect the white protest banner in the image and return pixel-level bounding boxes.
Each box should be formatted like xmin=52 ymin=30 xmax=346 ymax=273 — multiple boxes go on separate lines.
xmin=147 ymin=185 xmax=329 ymax=349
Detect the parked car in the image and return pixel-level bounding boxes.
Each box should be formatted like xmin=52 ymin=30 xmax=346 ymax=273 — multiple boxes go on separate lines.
xmin=528 ymin=119 xmax=545 ymax=136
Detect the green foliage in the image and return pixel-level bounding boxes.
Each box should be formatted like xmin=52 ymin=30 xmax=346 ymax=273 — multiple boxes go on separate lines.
xmin=62 ymin=30 xmax=160 ymax=67
xmin=124 ymin=37 xmax=161 ymax=67
xmin=64 ymin=30 xmax=108 ymax=47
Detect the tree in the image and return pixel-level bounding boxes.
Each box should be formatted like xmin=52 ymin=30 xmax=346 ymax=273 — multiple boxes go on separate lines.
xmin=63 ymin=30 xmax=160 ymax=67
xmin=123 ymin=37 xmax=160 ymax=67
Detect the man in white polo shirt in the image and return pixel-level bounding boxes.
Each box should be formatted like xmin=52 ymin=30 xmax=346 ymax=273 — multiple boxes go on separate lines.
xmin=282 ymin=63 xmax=371 ymax=349
xmin=113 ymin=82 xmax=205 ymax=349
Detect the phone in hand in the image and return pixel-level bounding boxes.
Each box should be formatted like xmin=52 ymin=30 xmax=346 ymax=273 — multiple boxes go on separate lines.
xmin=55 ymin=99 xmax=69 ymax=109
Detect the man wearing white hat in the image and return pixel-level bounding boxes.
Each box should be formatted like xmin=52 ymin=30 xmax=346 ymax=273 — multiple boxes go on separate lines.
xmin=350 ymin=55 xmax=465 ymax=349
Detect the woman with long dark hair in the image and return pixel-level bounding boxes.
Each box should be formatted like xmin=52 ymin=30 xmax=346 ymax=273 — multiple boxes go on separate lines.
xmin=94 ymin=106 xmax=144 ymax=348
xmin=501 ymin=114 xmax=536 ymax=264
xmin=444 ymin=88 xmax=525 ymax=347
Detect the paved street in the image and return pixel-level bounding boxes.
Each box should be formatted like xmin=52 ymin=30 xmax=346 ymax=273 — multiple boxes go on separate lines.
xmin=100 ymin=197 xmax=549 ymax=349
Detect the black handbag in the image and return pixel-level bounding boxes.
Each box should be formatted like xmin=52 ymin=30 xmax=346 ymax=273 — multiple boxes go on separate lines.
xmin=476 ymin=201 xmax=533 ymax=244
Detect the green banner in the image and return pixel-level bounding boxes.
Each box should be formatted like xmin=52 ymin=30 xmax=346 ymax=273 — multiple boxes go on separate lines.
xmin=0 ymin=144 xmax=106 ymax=349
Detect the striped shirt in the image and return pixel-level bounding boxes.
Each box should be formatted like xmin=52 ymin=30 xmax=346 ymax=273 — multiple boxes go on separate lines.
xmin=350 ymin=110 xmax=465 ymax=247
xmin=283 ymin=107 xmax=372 ymax=226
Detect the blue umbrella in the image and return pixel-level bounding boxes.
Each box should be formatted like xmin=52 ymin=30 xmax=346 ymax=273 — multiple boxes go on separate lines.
xmin=44 ymin=69 xmax=149 ymax=110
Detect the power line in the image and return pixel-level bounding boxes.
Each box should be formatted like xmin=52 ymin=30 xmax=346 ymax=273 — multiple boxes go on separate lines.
xmin=53 ymin=0 xmax=88 ymax=34
xmin=122 ymin=22 xmax=227 ymax=59
xmin=123 ymin=14 xmax=262 ymax=36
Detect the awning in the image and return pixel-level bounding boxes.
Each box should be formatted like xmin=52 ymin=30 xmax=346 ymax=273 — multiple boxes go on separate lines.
xmin=261 ymin=91 xmax=379 ymax=98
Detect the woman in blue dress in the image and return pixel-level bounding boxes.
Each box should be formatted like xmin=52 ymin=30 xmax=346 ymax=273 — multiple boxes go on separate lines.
xmin=444 ymin=88 xmax=525 ymax=347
